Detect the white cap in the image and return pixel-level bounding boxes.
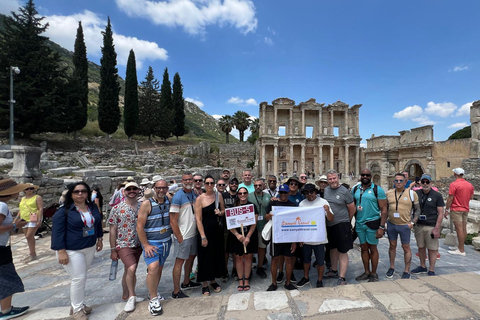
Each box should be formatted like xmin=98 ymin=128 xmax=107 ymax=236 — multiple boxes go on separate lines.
xmin=452 ymin=168 xmax=465 ymax=175
xmin=124 ymin=182 xmax=139 ymax=189
xmin=152 ymin=175 xmax=163 ymax=183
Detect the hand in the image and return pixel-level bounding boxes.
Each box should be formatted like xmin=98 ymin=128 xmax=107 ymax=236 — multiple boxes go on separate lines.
xmin=110 ymin=249 xmax=118 ymax=261
xmin=271 ymin=197 xmax=279 ymax=201
xmin=15 ymin=219 xmax=28 ymax=229
xmin=444 ymin=211 xmax=449 ymax=219
xmin=214 ymin=208 xmax=221 ymax=215
xmin=243 ymin=236 xmax=250 ymax=245
xmin=291 ymin=243 xmax=297 ymax=253
xmin=144 ymin=244 xmax=158 ymax=258
xmin=177 ymin=235 xmax=184 ymax=244
xmin=96 ymin=240 xmax=103 ymax=252
xmin=237 ymin=234 xmax=245 ymax=243
xmin=432 ymin=228 xmax=441 ymax=239
xmin=299 ymin=242 xmax=304 ymax=247
xmin=323 ymin=204 xmax=330 ymax=212
xmin=408 ymin=222 xmax=414 ymax=230
xmin=201 ymin=238 xmax=208 ymax=247
xmin=58 ymin=250 xmax=69 ymax=265
xmin=375 ymin=228 xmax=384 ymax=239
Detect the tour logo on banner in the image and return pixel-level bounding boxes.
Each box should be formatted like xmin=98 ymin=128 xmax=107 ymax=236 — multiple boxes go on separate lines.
xmin=225 ymin=204 xmax=256 ymax=230
xmin=272 ymin=206 xmax=326 ymax=243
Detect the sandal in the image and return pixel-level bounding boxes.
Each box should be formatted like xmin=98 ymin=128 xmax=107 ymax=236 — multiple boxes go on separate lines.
xmin=202 ymin=286 xmax=210 ymax=296
xmin=243 ymin=285 xmax=251 ymax=291
xmin=237 ymin=285 xmax=244 ymax=291
xmin=210 ymin=282 xmax=222 ymax=293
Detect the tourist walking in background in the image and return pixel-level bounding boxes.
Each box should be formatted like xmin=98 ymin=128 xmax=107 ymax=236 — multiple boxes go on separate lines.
xmin=19 ymin=183 xmax=43 ymax=262
xmin=51 ymin=182 xmax=103 ymax=320
xmin=0 ymin=179 xmax=30 ymax=319
xmin=446 ymin=168 xmax=475 ymax=256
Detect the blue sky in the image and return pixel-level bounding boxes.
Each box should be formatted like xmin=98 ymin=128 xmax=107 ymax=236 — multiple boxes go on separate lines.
xmin=2 ymin=0 xmax=478 ymax=143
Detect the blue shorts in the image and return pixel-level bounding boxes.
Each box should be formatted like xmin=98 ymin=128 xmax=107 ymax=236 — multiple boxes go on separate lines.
xmin=355 ymin=222 xmax=379 ymax=245
xmin=142 ymin=239 xmax=172 ymax=266
xmin=302 ymin=244 xmax=325 ymax=265
xmin=386 ymin=221 xmax=411 ymax=244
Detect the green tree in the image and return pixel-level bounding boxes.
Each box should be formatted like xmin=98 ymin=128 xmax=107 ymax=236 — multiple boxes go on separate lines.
xmin=172 ymin=72 xmax=186 ymax=140
xmin=448 ymin=126 xmax=471 ymax=140
xmin=233 ymin=110 xmax=251 ymax=142
xmin=0 ymin=0 xmax=68 ymax=136
xmin=247 ymin=117 xmax=259 ymax=144
xmin=98 ymin=17 xmax=120 ymax=136
xmin=218 ymin=115 xmax=234 ymax=143
xmin=124 ymin=49 xmax=139 ymax=139
xmin=156 ymin=67 xmax=174 ymax=140
xmin=137 ymin=66 xmax=160 ymax=140
xmin=71 ymin=21 xmax=88 ymax=135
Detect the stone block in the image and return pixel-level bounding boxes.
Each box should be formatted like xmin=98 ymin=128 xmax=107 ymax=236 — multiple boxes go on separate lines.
xmin=48 ymin=167 xmax=80 ymax=175
xmin=441 ymin=272 xmax=480 ymax=294
xmin=73 ymin=169 xmax=109 ymax=177
xmin=110 ymin=170 xmax=135 ymax=177
xmin=472 ymin=236 xmax=480 ymax=250
xmin=0 ymin=150 xmax=13 ymax=158
xmin=373 ymin=292 xmax=412 ymax=312
xmin=254 ymin=292 xmax=289 ymax=311
xmin=227 ymin=292 xmax=250 ymax=311
xmin=9 ymin=146 xmax=43 ymax=179
xmin=444 ymin=233 xmax=457 ymax=246
xmin=142 ymin=165 xmax=155 ymax=173
xmin=318 ymin=299 xmax=372 ymax=313
xmin=40 ymin=160 xmax=60 ymax=170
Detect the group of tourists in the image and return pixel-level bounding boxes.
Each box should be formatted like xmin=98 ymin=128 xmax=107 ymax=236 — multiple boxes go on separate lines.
xmin=0 ymin=165 xmax=475 ymax=319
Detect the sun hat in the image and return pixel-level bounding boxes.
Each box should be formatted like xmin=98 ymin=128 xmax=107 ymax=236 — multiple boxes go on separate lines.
xmin=140 ymin=178 xmax=151 ymax=186
xmin=0 ymin=179 xmax=30 ymax=196
xmin=24 ymin=183 xmax=39 ymax=191
xmin=152 ymin=175 xmax=163 ymax=183
xmin=126 ymin=176 xmax=135 ymax=182
xmin=287 ymin=175 xmax=304 ymax=188
xmin=315 ymin=175 xmax=328 ymax=186
xmin=124 ymin=182 xmax=139 ymax=189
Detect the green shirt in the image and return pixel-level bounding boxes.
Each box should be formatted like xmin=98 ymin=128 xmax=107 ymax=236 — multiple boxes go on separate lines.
xmin=248 ymin=192 xmax=271 ymax=231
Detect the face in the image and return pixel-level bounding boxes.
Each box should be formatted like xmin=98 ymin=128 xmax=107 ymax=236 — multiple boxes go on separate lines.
xmin=318 ymin=181 xmax=328 ymax=190
xmin=237 ymin=187 xmax=248 ymax=202
xmin=254 ymin=180 xmax=264 ymax=194
xmin=204 ymin=178 xmax=215 ymax=191
xmin=299 ymin=174 xmax=308 ymax=184
xmin=193 ymin=175 xmax=203 ymax=189
xmin=327 ymin=173 xmax=340 ymax=188
xmin=72 ymin=184 xmax=88 ymax=203
xmin=268 ymin=177 xmax=277 ymax=189
xmin=222 ymin=171 xmax=230 ymax=180
xmin=242 ymin=171 xmax=252 ymax=183
xmin=278 ymin=191 xmax=289 ymax=201
xmin=360 ymin=169 xmax=372 ymax=185
xmin=153 ymin=180 xmax=168 ymax=198
xmin=421 ymin=179 xmax=432 ymax=192
xmin=24 ymin=187 xmax=35 ymax=194
xmin=289 ymin=180 xmax=299 ymax=192
xmin=394 ymin=175 xmax=406 ymax=189
xmin=229 ymin=180 xmax=238 ymax=192
xmin=182 ymin=174 xmax=193 ymax=190
xmin=124 ymin=185 xmax=139 ymax=198
xmin=304 ymin=189 xmax=317 ymax=201
xmin=216 ymin=179 xmax=226 ymax=192
xmin=403 ymin=172 xmax=409 ymax=180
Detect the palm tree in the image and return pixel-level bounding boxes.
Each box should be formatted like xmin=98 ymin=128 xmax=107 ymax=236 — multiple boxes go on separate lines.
xmin=247 ymin=118 xmax=260 ymax=144
xmin=218 ymin=115 xmax=234 ymax=143
xmin=233 ymin=111 xmax=251 ymax=142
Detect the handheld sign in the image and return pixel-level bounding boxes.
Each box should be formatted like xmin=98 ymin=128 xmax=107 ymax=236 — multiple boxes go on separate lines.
xmin=225 ymin=204 xmax=256 ymax=230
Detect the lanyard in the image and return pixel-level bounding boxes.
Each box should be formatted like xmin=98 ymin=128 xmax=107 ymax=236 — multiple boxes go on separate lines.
xmin=74 ymin=205 xmax=94 ymax=227
xmin=420 ymin=191 xmax=430 ymax=212
xmin=267 ymin=189 xmax=276 ymax=197
xmin=185 ymin=191 xmax=195 ymax=214
xmin=394 ymin=189 xmax=405 ymax=211
xmin=254 ymin=193 xmax=264 ymax=211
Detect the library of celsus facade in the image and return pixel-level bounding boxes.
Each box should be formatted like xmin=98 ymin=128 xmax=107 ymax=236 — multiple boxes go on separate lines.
xmin=257 ymin=98 xmax=362 ymax=178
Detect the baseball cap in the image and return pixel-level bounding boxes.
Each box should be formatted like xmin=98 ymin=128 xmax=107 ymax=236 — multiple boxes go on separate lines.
xmin=229 ymin=177 xmax=239 ymax=184
xmin=420 ymin=174 xmax=432 ymax=181
xmin=452 ymin=168 xmax=465 ymax=175
xmin=124 ymin=182 xmax=139 ymax=189
xmin=278 ymin=184 xmax=290 ymax=193
xmin=223 ymin=168 xmax=230 ymax=173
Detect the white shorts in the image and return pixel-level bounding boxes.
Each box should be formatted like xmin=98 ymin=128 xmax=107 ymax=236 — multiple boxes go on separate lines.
xmin=22 ymin=222 xmax=37 ymax=228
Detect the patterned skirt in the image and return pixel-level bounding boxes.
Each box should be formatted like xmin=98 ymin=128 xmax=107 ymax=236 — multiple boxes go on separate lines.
xmin=0 ymin=262 xmax=25 ymax=300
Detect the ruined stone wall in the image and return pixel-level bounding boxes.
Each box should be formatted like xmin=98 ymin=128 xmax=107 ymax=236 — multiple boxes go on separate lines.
xmin=399 ymin=125 xmax=433 ymax=144
xmin=218 ymin=142 xmax=255 ymax=178
xmin=433 ymin=138 xmax=471 ymax=179
xmin=366 ymin=136 xmax=399 ymax=149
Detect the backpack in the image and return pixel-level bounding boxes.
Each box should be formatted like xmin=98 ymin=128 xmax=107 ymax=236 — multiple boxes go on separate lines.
xmin=353 ymin=184 xmax=379 ymax=205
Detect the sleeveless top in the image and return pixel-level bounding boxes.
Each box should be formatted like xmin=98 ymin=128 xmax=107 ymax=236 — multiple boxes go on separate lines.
xmin=145 ymin=196 xmax=172 ymax=242
xmin=19 ymin=195 xmax=38 ymax=221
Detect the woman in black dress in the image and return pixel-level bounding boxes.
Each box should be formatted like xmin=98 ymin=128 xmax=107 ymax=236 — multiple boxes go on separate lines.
xmin=227 ymin=187 xmax=258 ymax=291
xmin=195 ymin=175 xmax=225 ymax=296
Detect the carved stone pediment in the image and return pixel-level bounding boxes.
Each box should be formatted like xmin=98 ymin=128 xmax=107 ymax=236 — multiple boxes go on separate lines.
xmin=272 ymin=97 xmax=295 ymax=106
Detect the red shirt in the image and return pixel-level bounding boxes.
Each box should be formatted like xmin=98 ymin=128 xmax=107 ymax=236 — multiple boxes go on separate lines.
xmin=449 ymin=179 xmax=474 ymax=212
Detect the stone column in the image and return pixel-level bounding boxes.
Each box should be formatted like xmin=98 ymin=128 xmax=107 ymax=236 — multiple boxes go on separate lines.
xmin=344 ymin=112 xmax=348 ymax=136
xmin=345 ymin=144 xmax=349 ymax=175
xmin=274 ymin=107 xmax=277 ymax=135
xmin=302 ymin=109 xmax=305 ymax=135
xmin=318 ymin=145 xmax=323 ymax=174
xmin=330 ymin=109 xmax=334 ymax=135
xmin=262 ymin=143 xmax=266 ymax=177
xmin=301 ymin=144 xmax=305 ymax=174
xmin=290 ymin=144 xmax=294 ymax=174
xmin=289 ymin=110 xmax=293 ymax=135
xmin=318 ymin=110 xmax=323 ymax=137
xmin=330 ymin=145 xmax=334 ymax=170
xmin=8 ymin=146 xmax=43 ymax=182
xmin=261 ymin=104 xmax=266 ymax=135
xmin=273 ymin=145 xmax=278 ymax=175
xmin=355 ymin=146 xmax=360 ymax=176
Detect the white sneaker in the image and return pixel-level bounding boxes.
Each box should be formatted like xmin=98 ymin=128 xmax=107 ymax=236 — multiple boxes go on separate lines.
xmin=448 ymin=249 xmax=466 ymax=256
xmin=135 ymin=297 xmax=145 ymax=302
xmin=148 ymin=297 xmax=163 ymax=316
xmin=124 ymin=296 xmax=136 ymax=312
xmin=448 ymin=246 xmax=457 ymax=250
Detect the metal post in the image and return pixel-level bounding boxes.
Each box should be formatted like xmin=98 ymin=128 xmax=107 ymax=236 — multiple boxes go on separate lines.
xmin=9 ymin=67 xmax=14 ymax=145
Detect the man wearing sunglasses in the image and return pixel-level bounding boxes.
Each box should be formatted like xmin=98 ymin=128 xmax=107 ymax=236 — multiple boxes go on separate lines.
xmin=385 ymin=172 xmax=420 ymax=279
xmin=411 ymin=174 xmax=444 ymax=276
xmin=109 ymin=182 xmax=143 ymax=312
xmin=352 ymin=169 xmax=387 ymax=283
xmin=193 ymin=174 xmax=204 ymax=196
xmin=264 ymin=175 xmax=278 ymax=197
xmin=215 ymin=180 xmax=227 ymax=193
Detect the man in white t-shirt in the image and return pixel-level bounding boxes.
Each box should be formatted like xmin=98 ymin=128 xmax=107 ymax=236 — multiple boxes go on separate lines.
xmin=297 ymin=183 xmax=334 ymax=288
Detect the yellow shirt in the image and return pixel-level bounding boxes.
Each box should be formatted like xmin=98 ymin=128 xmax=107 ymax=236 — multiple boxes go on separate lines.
xmin=386 ymin=189 xmax=419 ymax=225
xmin=19 ymin=195 xmax=39 ymax=221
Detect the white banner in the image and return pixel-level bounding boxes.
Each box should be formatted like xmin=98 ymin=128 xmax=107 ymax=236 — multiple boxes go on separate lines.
xmin=272 ymin=206 xmax=326 ymax=243
xmin=225 ymin=204 xmax=256 ymax=230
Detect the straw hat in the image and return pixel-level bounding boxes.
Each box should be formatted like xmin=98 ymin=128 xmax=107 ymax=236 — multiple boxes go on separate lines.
xmin=140 ymin=178 xmax=151 ymax=186
xmin=0 ymin=179 xmax=30 ymax=196
xmin=24 ymin=183 xmax=39 ymax=191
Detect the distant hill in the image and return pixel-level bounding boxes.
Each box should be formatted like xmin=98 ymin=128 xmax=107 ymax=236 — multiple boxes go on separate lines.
xmin=0 ymin=13 xmax=233 ymax=143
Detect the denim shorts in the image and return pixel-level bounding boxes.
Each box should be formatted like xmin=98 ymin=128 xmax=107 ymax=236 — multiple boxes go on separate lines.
xmin=386 ymin=221 xmax=411 ymax=244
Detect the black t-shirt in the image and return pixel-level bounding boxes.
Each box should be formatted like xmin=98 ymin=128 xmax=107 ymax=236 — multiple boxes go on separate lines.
xmin=266 ymin=199 xmax=296 ymax=215
xmin=415 ymin=189 xmax=445 ymax=227
xmin=222 ymin=192 xmax=238 ymax=209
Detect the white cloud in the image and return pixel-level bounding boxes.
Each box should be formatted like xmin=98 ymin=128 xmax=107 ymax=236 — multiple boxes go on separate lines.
xmin=267 ymin=27 xmax=276 ymax=35
xmin=43 ymin=10 xmax=168 ymax=69
xmin=211 ymin=114 xmax=222 ymax=120
xmin=425 ymin=101 xmax=457 ymax=117
xmin=227 ymin=97 xmax=258 ymax=106
xmin=393 ymin=105 xmax=423 ymax=119
xmin=413 ymin=116 xmax=436 ymax=126
xmin=114 ymin=0 xmax=257 ymax=36
xmin=448 ymin=122 xmax=468 ymax=129
xmin=456 ymin=102 xmax=472 ymax=117
xmin=264 ymin=37 xmax=273 ymax=46
xmin=230 ymin=128 xmax=251 ymax=139
xmin=450 ymin=65 xmax=469 ymax=72
xmin=0 ymin=0 xmax=21 ymax=15
xmin=185 ymin=97 xmax=204 ymax=108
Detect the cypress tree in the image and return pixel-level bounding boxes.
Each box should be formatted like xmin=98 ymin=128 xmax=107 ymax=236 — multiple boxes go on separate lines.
xmin=124 ymin=49 xmax=139 ymax=139
xmin=98 ymin=17 xmax=120 ymax=136
xmin=71 ymin=21 xmax=88 ymax=133
xmin=172 ymin=72 xmax=186 ymax=140
xmin=156 ymin=67 xmax=174 ymax=140
xmin=137 ymin=66 xmax=160 ymax=140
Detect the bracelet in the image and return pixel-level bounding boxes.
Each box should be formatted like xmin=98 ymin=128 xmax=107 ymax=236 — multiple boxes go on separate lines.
xmin=111 ymin=248 xmax=116 ymax=251
xmin=379 ymin=225 xmax=385 ymax=230
xmin=201 ymin=237 xmax=206 ymax=240
xmin=97 ymin=238 xmax=103 ymax=241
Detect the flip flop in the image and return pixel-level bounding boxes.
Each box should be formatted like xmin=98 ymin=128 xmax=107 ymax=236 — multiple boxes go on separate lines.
xmin=237 ymin=285 xmax=244 ymax=291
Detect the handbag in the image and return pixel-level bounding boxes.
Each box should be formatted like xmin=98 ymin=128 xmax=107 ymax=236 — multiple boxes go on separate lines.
xmin=262 ymin=220 xmax=272 ymax=244
xmin=365 ymin=219 xmax=381 ymax=230
xmin=29 ymin=212 xmax=38 ymax=223
xmin=0 ymin=246 xmax=13 ymax=265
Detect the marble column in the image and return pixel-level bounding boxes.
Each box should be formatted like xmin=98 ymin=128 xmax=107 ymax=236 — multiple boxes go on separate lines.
xmin=273 ymin=145 xmax=278 ymax=175
xmin=289 ymin=110 xmax=293 ymax=135
xmin=318 ymin=110 xmax=323 ymax=137
xmin=318 ymin=145 xmax=323 ymax=174
xmin=345 ymin=144 xmax=349 ymax=175
xmin=274 ymin=108 xmax=277 ymax=135
xmin=344 ymin=112 xmax=348 ymax=136
xmin=329 ymin=145 xmax=334 ymax=170
xmin=261 ymin=105 xmax=266 ymax=135
xmin=301 ymin=144 xmax=305 ymax=174
xmin=262 ymin=143 xmax=266 ymax=177
xmin=302 ymin=109 xmax=305 ymax=135
xmin=355 ymin=146 xmax=360 ymax=176
xmin=330 ymin=109 xmax=334 ymax=135
xmin=290 ymin=144 xmax=294 ymax=174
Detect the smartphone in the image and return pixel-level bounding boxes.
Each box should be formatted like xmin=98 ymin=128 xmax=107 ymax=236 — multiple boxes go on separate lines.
xmin=430 ymin=233 xmax=434 ymax=239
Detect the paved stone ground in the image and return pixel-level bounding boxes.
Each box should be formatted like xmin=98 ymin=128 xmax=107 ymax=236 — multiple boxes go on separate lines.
xmin=8 ymin=229 xmax=480 ymax=320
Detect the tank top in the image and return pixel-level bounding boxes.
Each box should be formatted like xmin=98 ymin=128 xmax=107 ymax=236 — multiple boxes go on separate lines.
xmin=145 ymin=196 xmax=172 ymax=242
xmin=19 ymin=195 xmax=38 ymax=221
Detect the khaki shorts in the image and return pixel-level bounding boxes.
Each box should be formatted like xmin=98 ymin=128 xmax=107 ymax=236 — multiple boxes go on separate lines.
xmin=258 ymin=229 xmax=266 ymax=249
xmin=451 ymin=211 xmax=468 ymax=223
xmin=414 ymin=225 xmax=439 ymax=251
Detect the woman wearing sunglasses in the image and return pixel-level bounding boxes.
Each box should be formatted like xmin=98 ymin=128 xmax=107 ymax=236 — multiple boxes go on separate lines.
xmin=195 ymin=175 xmax=225 ymax=296
xmin=51 ymin=182 xmax=103 ymax=320
xmin=18 ymin=183 xmax=43 ymax=262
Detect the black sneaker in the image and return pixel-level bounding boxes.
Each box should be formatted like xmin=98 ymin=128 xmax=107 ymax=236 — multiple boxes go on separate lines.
xmin=171 ymin=290 xmax=189 ymax=299
xmin=386 ymin=268 xmax=395 ymax=278
xmin=181 ymin=281 xmax=201 ymax=290
xmin=276 ymin=272 xmax=284 ymax=284
xmin=401 ymin=272 xmax=411 ymax=279
xmin=324 ymin=269 xmax=338 ymax=278
xmin=290 ymin=273 xmax=297 ymax=283
xmin=0 ymin=306 xmax=29 ymax=319
xmin=267 ymin=283 xmax=278 ymax=291
xmin=284 ymin=282 xmax=298 ymax=290
xmin=256 ymin=267 xmax=267 ymax=279
xmin=296 ymin=277 xmax=310 ymax=287
xmin=316 ymin=280 xmax=324 ymax=288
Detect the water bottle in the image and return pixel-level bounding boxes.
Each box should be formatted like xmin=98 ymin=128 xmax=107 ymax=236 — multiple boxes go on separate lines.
xmin=109 ymin=260 xmax=118 ymax=281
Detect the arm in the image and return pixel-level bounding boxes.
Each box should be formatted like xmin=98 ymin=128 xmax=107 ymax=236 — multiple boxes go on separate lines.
xmin=444 ymin=194 xmax=454 ymax=218
xmin=218 ymin=193 xmax=225 ymax=216
xmin=347 ymin=202 xmax=356 ymax=221
xmin=244 ymin=213 xmax=257 ymax=246
xmin=137 ymin=200 xmax=158 ymax=257
xmin=324 ymin=203 xmax=334 ymax=222
xmin=376 ymin=199 xmax=388 ymax=238
xmin=36 ymin=195 xmax=44 ymax=227
xmin=109 ymin=224 xmax=119 ymax=261
xmin=195 ymin=196 xmax=208 ymax=247
xmin=51 ymin=207 xmax=69 ymax=265
xmin=432 ymin=206 xmax=444 ymax=238
xmin=0 ymin=213 xmax=27 ymax=233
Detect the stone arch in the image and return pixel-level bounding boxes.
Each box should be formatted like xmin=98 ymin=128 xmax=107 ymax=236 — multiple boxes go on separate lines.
xmin=403 ymin=159 xmax=425 ymax=181
xmin=369 ymin=161 xmax=381 ymax=185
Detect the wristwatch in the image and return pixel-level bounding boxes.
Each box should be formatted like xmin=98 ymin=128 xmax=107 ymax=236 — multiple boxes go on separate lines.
xmin=379 ymin=225 xmax=385 ymax=230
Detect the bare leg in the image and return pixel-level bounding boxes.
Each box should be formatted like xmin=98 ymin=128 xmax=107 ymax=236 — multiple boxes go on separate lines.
xmin=278 ymin=256 xmax=284 ymax=273
xmin=427 ymin=249 xmax=438 ymax=272
xmin=270 ymin=256 xmax=278 ymax=285
xmin=125 ymin=263 xmax=138 ymax=297
xmin=360 ymin=243 xmax=371 ymax=274
xmin=147 ymin=261 xmax=161 ymax=299
xmin=389 ymin=240 xmax=397 ymax=269
xmin=24 ymin=227 xmax=37 ymax=257
xmin=285 ymin=256 xmax=294 ymax=285
xmin=183 ymin=255 xmax=196 ymax=285
xmin=172 ymin=258 xmax=185 ymax=294
xmin=369 ymin=244 xmax=379 ymax=274
xmin=121 ymin=269 xmax=128 ymax=300
xmin=338 ymin=252 xmax=349 ymax=278
xmin=317 ymin=264 xmax=325 ymax=281
xmin=402 ymin=243 xmax=412 ymax=272
xmin=1 ymin=295 xmax=13 ymax=311
xmin=235 ymin=254 xmax=244 ymax=278
xmin=418 ymin=247 xmax=427 ymax=268
xmin=330 ymin=248 xmax=339 ymax=272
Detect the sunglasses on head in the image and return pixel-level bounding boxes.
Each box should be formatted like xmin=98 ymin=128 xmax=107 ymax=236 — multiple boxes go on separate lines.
xmin=72 ymin=189 xmax=88 ymax=194
xmin=361 ymin=174 xmax=371 ymax=177
xmin=25 ymin=187 xmax=35 ymax=191
xmin=125 ymin=187 xmax=138 ymax=191
xmin=421 ymin=180 xmax=430 ymax=184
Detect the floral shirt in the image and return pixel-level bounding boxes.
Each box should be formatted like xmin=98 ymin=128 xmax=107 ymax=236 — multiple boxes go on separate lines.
xmin=108 ymin=201 xmax=141 ymax=249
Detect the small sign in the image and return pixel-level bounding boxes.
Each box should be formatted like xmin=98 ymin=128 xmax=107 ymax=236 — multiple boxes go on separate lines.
xmin=225 ymin=204 xmax=256 ymax=230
